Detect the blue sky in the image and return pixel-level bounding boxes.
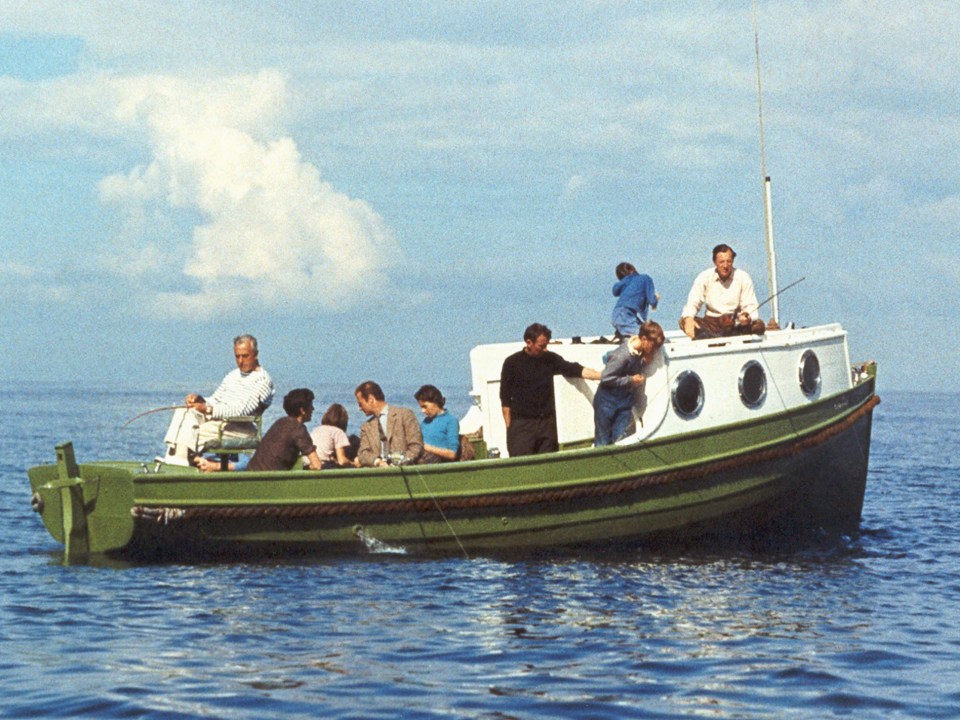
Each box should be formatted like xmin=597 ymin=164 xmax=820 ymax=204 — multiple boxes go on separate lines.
xmin=1 ymin=1 xmax=957 ymax=396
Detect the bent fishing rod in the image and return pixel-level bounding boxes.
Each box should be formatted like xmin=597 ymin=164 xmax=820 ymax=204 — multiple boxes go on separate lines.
xmin=121 ymin=404 xmax=191 ymax=428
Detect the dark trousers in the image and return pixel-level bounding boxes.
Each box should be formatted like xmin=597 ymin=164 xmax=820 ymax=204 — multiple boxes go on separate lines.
xmin=507 ymin=415 xmax=558 ymax=457
xmin=694 ymin=315 xmax=766 ymax=339
xmin=593 ymin=389 xmax=635 ymax=446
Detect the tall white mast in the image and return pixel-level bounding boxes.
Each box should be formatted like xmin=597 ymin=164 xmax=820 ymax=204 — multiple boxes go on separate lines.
xmin=753 ymin=1 xmax=779 ymax=324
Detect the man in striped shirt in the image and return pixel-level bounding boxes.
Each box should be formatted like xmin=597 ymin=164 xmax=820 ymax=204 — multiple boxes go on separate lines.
xmin=161 ymin=334 xmax=275 ymax=465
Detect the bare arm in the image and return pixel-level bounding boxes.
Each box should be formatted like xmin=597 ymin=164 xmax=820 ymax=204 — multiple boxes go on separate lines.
xmin=502 ymin=406 xmax=511 ymax=429
xmin=581 ymin=367 xmax=601 ymax=381
xmin=424 ymin=443 xmax=457 ymax=461
xmin=304 ymin=450 xmax=324 ymax=471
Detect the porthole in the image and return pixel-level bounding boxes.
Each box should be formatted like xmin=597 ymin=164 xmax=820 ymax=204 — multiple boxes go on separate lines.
xmin=672 ymin=370 xmax=704 ymax=419
xmin=799 ymin=350 xmax=821 ymax=396
xmin=739 ymin=360 xmax=767 ymax=408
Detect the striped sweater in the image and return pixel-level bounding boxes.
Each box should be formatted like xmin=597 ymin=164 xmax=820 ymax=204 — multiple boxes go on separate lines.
xmin=208 ymin=366 xmax=275 ymax=419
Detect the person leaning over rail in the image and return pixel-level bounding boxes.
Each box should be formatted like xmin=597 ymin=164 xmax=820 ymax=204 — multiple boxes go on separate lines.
xmin=354 ymin=381 xmax=424 ymax=467
xmin=499 ymin=322 xmax=602 ymax=457
xmin=611 ymin=261 xmax=660 ymax=340
xmin=195 ymin=388 xmax=324 ymax=472
xmin=593 ymin=321 xmax=665 ymax=446
xmin=414 ymin=384 xmax=460 ymax=463
xmin=679 ymin=244 xmax=766 ymax=340
xmin=160 ymin=333 xmax=275 ymax=466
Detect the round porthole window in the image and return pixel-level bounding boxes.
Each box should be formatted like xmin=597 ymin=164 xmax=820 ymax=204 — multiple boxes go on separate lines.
xmin=672 ymin=370 xmax=704 ymax=419
xmin=738 ymin=360 xmax=767 ymax=408
xmin=799 ymin=350 xmax=821 ymax=396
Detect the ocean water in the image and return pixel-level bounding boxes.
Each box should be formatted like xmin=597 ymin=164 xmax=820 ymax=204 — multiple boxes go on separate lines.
xmin=2 ymin=383 xmax=959 ymax=719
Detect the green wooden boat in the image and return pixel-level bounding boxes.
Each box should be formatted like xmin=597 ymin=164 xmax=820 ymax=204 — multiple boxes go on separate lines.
xmin=28 ymin=325 xmax=878 ymax=560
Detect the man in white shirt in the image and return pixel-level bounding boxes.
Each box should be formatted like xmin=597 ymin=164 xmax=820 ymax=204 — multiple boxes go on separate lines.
xmin=680 ymin=244 xmax=766 ymax=339
xmin=161 ymin=334 xmax=275 ymax=465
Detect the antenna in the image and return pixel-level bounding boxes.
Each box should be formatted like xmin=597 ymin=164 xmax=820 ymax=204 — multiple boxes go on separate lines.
xmin=753 ymin=0 xmax=780 ymax=324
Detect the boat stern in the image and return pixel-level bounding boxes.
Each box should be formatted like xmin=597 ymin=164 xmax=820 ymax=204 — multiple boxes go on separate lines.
xmin=28 ymin=442 xmax=136 ymax=558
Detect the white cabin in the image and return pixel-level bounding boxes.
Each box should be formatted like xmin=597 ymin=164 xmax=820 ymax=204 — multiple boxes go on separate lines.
xmin=468 ymin=325 xmax=854 ymax=457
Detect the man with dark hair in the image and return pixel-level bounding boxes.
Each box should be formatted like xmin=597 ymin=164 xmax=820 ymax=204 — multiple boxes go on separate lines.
xmin=680 ymin=244 xmax=765 ymax=339
xmin=195 ymin=388 xmax=323 ymax=472
xmin=354 ymin=381 xmax=423 ymax=467
xmin=499 ymin=323 xmax=601 ymax=457
xmin=161 ymin=333 xmax=275 ymax=465
xmin=593 ymin=321 xmax=665 ymax=446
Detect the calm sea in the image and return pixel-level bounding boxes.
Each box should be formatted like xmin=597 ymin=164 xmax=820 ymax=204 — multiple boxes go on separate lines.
xmin=2 ymin=383 xmax=959 ymax=719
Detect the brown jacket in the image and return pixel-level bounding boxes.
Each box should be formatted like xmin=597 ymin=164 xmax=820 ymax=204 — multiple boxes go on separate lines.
xmin=356 ymin=405 xmax=424 ymax=466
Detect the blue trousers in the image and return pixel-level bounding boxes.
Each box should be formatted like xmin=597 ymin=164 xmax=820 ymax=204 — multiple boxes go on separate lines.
xmin=593 ymin=388 xmax=635 ymax=446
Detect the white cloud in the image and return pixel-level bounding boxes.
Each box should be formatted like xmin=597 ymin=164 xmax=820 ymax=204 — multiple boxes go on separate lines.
xmin=96 ymin=70 xmax=399 ymax=318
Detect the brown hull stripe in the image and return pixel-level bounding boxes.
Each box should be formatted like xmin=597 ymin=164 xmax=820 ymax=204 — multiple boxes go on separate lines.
xmin=132 ymin=395 xmax=879 ymax=524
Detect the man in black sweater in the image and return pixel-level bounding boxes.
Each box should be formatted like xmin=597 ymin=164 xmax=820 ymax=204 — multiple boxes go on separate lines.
xmin=499 ymin=323 xmax=601 ymax=457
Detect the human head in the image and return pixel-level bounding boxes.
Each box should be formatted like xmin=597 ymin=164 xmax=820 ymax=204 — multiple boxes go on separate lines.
xmin=233 ymin=334 xmax=260 ymax=373
xmin=354 ymin=380 xmax=385 ymax=417
xmin=615 ymin=262 xmax=637 ymax=280
xmin=712 ymin=244 xmax=736 ymax=281
xmin=414 ymin=384 xmax=446 ymax=408
xmin=633 ymin=320 xmax=665 ymax=359
xmin=414 ymin=385 xmax=446 ymax=417
xmin=283 ymin=388 xmax=315 ymax=420
xmin=522 ymin=323 xmax=552 ymax=357
xmin=639 ymin=320 xmax=665 ymax=348
xmin=321 ymin=403 xmax=349 ymax=431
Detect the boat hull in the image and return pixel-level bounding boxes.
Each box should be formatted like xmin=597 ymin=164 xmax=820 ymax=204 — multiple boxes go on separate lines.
xmin=28 ymin=378 xmax=877 ymax=560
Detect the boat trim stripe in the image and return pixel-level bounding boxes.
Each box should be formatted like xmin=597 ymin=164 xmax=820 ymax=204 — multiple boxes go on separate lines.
xmin=131 ymin=395 xmax=879 ymax=524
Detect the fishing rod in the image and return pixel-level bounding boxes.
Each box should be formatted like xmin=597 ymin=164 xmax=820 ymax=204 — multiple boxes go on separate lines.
xmin=121 ymin=405 xmax=184 ymax=428
xmin=756 ymin=276 xmax=805 ymax=312
xmin=728 ymin=276 xmax=805 ymax=330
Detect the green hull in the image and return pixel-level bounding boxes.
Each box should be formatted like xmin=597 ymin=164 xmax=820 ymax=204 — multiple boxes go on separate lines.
xmin=28 ymin=379 xmax=877 ymax=560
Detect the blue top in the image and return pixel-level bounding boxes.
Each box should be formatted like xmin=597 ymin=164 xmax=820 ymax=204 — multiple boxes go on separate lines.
xmin=420 ymin=411 xmax=460 ymax=453
xmin=611 ymin=273 xmax=657 ymax=335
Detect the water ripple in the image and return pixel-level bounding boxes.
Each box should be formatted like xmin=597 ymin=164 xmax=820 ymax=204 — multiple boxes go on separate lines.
xmin=2 ymin=388 xmax=960 ymax=718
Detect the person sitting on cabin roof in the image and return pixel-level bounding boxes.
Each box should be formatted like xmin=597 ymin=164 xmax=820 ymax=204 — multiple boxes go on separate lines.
xmin=195 ymin=388 xmax=324 ymax=472
xmin=414 ymin=384 xmax=460 ymax=463
xmin=499 ymin=322 xmax=602 ymax=457
xmin=593 ymin=321 xmax=665 ymax=446
xmin=679 ymin=244 xmax=766 ymax=340
xmin=611 ymin=261 xmax=660 ymax=340
xmin=161 ymin=333 xmax=275 ymax=466
xmin=354 ymin=381 xmax=424 ymax=467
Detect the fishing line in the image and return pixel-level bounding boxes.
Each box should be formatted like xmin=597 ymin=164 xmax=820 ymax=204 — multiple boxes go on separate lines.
xmin=404 ymin=465 xmax=470 ymax=560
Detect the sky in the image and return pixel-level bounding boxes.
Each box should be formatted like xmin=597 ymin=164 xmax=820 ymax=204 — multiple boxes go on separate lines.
xmin=1 ymin=0 xmax=958 ymax=398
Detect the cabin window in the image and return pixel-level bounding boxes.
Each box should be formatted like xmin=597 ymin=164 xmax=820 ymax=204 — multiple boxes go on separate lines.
xmin=799 ymin=350 xmax=821 ymax=396
xmin=739 ymin=360 xmax=767 ymax=408
xmin=672 ymin=370 xmax=704 ymax=419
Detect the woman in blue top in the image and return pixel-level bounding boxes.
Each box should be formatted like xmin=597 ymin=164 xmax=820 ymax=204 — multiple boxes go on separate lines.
xmin=611 ymin=261 xmax=659 ymax=339
xmin=414 ymin=385 xmax=460 ymax=463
